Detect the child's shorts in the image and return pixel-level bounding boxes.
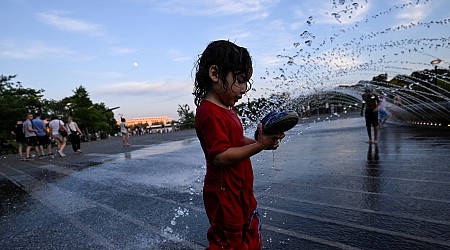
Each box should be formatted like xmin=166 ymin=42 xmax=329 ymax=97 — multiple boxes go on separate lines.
xmin=206 ymin=210 xmax=262 ymax=249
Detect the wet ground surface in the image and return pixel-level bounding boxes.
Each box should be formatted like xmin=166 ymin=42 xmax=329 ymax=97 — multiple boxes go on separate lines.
xmin=1 ymin=116 xmax=449 ymax=249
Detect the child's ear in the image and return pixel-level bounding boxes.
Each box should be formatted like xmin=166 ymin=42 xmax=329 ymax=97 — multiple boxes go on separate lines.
xmin=209 ymin=65 xmax=219 ymax=83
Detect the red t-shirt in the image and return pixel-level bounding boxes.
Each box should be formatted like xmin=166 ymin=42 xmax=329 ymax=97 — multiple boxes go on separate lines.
xmin=195 ymin=100 xmax=257 ymax=230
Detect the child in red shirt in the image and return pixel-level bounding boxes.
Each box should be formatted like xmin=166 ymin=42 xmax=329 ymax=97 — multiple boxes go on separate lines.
xmin=194 ymin=40 xmax=285 ymax=249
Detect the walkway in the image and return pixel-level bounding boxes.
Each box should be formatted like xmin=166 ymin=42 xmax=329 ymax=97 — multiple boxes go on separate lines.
xmin=1 ymin=117 xmax=449 ymax=249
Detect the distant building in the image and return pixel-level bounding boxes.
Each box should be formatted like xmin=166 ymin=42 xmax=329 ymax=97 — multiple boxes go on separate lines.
xmin=117 ymin=116 xmax=173 ymax=127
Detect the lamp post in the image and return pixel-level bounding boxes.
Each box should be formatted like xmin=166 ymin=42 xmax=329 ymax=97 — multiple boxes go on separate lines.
xmin=431 ymin=59 xmax=441 ymax=83
xmin=65 ymin=102 xmax=73 ymax=116
xmin=246 ymin=93 xmax=251 ymax=105
xmin=245 ymin=93 xmax=252 ymax=121
xmin=431 ymin=59 xmax=441 ymax=101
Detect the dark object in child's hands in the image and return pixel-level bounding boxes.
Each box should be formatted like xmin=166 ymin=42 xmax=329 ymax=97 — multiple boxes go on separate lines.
xmin=255 ymin=110 xmax=299 ymax=139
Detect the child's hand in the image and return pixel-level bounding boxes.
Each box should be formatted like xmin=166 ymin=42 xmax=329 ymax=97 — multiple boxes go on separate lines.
xmin=266 ymin=138 xmax=283 ymax=150
xmin=255 ymin=123 xmax=285 ymax=150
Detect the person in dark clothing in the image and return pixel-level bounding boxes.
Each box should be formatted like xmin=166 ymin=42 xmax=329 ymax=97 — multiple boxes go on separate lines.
xmin=11 ymin=118 xmax=26 ymax=159
xmin=67 ymin=116 xmax=84 ymax=153
xmin=361 ymin=86 xmax=381 ymax=144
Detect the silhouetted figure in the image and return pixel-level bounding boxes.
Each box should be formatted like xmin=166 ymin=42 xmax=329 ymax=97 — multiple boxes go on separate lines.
xmin=361 ymin=87 xmax=381 ymax=144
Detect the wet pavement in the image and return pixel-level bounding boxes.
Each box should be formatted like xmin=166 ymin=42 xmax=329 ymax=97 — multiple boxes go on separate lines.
xmin=1 ymin=116 xmax=449 ymax=249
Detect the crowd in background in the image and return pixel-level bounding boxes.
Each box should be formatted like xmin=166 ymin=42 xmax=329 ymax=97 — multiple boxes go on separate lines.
xmin=11 ymin=113 xmax=83 ymax=160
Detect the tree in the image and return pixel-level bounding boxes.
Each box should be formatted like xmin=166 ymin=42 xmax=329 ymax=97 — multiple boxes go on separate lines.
xmin=66 ymin=86 xmax=117 ymax=136
xmin=0 ymin=75 xmax=44 ymax=139
xmin=177 ymin=104 xmax=195 ymax=129
xmin=373 ymin=73 xmax=388 ymax=82
xmin=177 ymin=104 xmax=195 ymax=124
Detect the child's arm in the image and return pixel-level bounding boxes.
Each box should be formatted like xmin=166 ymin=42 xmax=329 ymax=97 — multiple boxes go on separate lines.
xmin=75 ymin=123 xmax=83 ymax=135
xmin=244 ymin=136 xmax=256 ymax=145
xmin=214 ymin=124 xmax=284 ymax=167
xmin=375 ymin=97 xmax=381 ymax=111
xmin=360 ymin=101 xmax=365 ymax=116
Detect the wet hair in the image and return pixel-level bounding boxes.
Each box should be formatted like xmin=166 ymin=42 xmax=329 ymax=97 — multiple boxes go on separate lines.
xmin=193 ymin=40 xmax=253 ymax=107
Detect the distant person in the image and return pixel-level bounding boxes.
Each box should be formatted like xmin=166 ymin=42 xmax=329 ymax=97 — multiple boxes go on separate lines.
xmin=11 ymin=118 xmax=26 ymax=159
xmin=67 ymin=116 xmax=83 ymax=153
xmin=33 ymin=113 xmax=53 ymax=157
xmin=23 ymin=113 xmax=40 ymax=159
xmin=378 ymin=95 xmax=389 ymax=126
xmin=361 ymin=87 xmax=381 ymax=144
xmin=394 ymin=95 xmax=402 ymax=106
xmin=49 ymin=115 xmax=67 ymax=157
xmin=120 ymin=118 xmax=131 ymax=147
xmin=193 ymin=40 xmax=284 ymax=249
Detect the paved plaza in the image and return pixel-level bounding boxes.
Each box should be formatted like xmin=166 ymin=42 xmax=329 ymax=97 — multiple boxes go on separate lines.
xmin=1 ymin=115 xmax=449 ymax=249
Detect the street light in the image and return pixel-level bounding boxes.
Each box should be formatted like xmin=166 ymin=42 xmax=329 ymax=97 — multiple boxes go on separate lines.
xmin=65 ymin=103 xmax=73 ymax=116
xmin=245 ymin=93 xmax=251 ymax=104
xmin=431 ymin=58 xmax=441 ymax=80
xmin=430 ymin=59 xmax=441 ymax=101
xmin=431 ymin=58 xmax=441 ymax=66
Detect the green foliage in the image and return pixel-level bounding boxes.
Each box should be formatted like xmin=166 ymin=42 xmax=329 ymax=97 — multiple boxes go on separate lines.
xmin=372 ymin=73 xmax=388 ymax=82
xmin=177 ymin=104 xmax=195 ymax=124
xmin=388 ymin=68 xmax=450 ymax=103
xmin=64 ymin=87 xmax=117 ymax=135
xmin=0 ymin=75 xmax=118 ymax=142
xmin=0 ymin=75 xmax=45 ymax=139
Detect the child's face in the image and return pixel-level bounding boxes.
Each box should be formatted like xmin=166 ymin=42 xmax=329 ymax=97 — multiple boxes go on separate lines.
xmin=215 ymin=71 xmax=249 ymax=107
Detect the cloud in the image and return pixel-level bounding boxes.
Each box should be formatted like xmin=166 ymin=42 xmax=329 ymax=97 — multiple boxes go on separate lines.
xmin=0 ymin=40 xmax=74 ymax=59
xmin=396 ymin=4 xmax=429 ymax=23
xmin=37 ymin=12 xmax=105 ymax=36
xmin=109 ymin=47 xmax=139 ymax=56
xmin=100 ymin=71 xmax=128 ymax=79
xmin=96 ymin=80 xmax=192 ymax=96
xmin=292 ymin=1 xmax=371 ymax=25
xmin=167 ymin=49 xmax=192 ymax=62
xmin=155 ymin=0 xmax=278 ymax=17
xmin=255 ymin=53 xmax=282 ymax=68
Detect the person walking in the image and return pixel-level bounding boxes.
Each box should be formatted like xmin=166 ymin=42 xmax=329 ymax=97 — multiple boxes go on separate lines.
xmin=193 ymin=40 xmax=284 ymax=249
xmin=361 ymin=86 xmax=381 ymax=144
xmin=67 ymin=116 xmax=83 ymax=153
xmin=120 ymin=118 xmax=131 ymax=147
xmin=23 ymin=114 xmax=40 ymax=160
xmin=33 ymin=113 xmax=54 ymax=157
xmin=48 ymin=115 xmax=68 ymax=157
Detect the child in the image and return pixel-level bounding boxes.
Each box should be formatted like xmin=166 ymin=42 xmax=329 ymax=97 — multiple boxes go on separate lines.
xmin=193 ymin=40 xmax=285 ymax=249
xmin=377 ymin=95 xmax=389 ymax=126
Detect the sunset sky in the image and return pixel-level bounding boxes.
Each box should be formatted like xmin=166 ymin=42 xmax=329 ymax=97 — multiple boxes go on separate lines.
xmin=1 ymin=0 xmax=448 ymax=119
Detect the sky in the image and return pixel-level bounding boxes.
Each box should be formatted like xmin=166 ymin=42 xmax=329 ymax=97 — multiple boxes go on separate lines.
xmin=1 ymin=0 xmax=449 ymax=120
